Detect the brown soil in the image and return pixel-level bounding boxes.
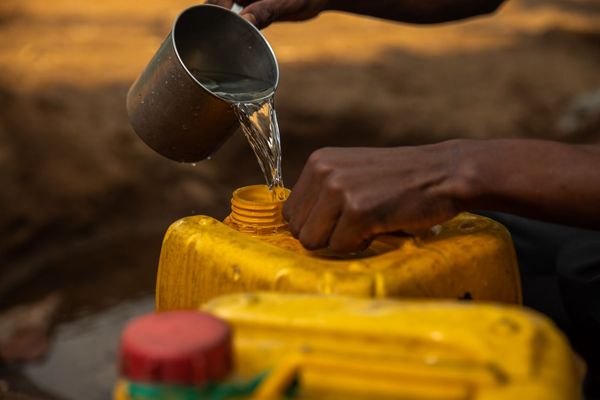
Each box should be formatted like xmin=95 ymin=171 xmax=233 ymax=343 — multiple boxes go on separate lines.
xmin=0 ymin=0 xmax=599 ymax=324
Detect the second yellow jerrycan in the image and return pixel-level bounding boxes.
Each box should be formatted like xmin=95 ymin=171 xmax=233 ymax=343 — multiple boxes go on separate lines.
xmin=156 ymin=185 xmax=521 ymax=311
xmin=202 ymin=292 xmax=582 ymax=400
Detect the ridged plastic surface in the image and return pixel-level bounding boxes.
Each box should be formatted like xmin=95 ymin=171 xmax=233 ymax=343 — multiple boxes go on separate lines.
xmin=203 ymin=292 xmax=582 ymax=400
xmin=156 ymin=213 xmax=521 ymax=311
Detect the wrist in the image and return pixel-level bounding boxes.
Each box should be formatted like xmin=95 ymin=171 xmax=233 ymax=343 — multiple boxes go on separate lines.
xmin=437 ymin=139 xmax=489 ymax=213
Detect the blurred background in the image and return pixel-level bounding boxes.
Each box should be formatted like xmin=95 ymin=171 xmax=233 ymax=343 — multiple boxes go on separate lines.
xmin=0 ymin=0 xmax=599 ymax=398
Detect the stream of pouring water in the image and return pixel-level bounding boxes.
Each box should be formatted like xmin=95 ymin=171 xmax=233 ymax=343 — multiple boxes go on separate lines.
xmin=191 ymin=70 xmax=286 ymax=200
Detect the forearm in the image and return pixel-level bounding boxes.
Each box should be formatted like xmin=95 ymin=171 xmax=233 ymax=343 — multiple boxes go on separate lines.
xmin=326 ymin=0 xmax=506 ymax=24
xmin=450 ymin=139 xmax=600 ymax=229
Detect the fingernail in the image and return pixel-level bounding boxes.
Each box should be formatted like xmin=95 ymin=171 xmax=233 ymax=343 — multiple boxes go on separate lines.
xmin=241 ymin=12 xmax=257 ymax=26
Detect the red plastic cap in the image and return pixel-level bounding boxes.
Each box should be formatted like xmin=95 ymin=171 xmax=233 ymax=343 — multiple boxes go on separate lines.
xmin=119 ymin=311 xmax=232 ymax=385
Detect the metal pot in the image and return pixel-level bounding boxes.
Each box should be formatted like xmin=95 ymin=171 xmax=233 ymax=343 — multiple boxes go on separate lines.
xmin=127 ymin=5 xmax=279 ymax=163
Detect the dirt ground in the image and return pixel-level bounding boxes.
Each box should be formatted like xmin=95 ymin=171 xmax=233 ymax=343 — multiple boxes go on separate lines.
xmin=0 ymin=0 xmax=599 ymax=396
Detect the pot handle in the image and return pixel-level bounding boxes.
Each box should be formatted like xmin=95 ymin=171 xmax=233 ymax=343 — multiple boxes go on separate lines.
xmin=231 ymin=3 xmax=243 ymax=14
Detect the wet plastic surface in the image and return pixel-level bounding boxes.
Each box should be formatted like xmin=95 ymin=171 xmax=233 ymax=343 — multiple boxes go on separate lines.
xmin=156 ymin=212 xmax=522 ymax=311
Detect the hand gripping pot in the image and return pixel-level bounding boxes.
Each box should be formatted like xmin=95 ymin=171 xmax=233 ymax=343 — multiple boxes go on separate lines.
xmin=126 ymin=5 xmax=279 ymax=162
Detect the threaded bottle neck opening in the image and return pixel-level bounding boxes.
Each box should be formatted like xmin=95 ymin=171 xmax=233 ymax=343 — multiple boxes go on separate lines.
xmin=227 ymin=185 xmax=290 ymax=233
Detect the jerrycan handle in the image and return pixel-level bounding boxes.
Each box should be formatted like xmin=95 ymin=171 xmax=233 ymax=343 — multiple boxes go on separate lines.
xmin=251 ymin=352 xmax=500 ymax=400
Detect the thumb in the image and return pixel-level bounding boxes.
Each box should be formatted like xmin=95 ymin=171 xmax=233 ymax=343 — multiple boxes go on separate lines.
xmin=241 ymin=12 xmax=258 ymax=26
xmin=240 ymin=0 xmax=282 ymax=29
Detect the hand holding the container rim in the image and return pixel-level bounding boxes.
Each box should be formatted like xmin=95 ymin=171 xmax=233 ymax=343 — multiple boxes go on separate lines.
xmin=283 ymin=139 xmax=600 ymax=253
xmin=204 ymin=0 xmax=329 ymax=29
xmin=282 ymin=143 xmax=463 ymax=252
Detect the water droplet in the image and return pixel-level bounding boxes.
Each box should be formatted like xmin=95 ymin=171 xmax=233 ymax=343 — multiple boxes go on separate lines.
xmin=207 ymin=156 xmax=212 ymax=160
xmin=191 ymin=163 xmax=197 ymax=167
xmin=430 ymin=225 xmax=443 ymax=236
xmin=231 ymin=266 xmax=241 ymax=282
xmin=273 ymin=270 xmax=290 ymax=289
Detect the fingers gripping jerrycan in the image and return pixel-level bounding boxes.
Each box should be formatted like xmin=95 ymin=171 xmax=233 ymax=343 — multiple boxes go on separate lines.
xmin=156 ymin=185 xmax=522 ymax=310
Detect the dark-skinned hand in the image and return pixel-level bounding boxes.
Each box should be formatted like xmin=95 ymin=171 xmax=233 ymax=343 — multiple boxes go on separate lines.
xmin=282 ymin=143 xmax=463 ymax=252
xmin=204 ymin=0 xmax=329 ymax=29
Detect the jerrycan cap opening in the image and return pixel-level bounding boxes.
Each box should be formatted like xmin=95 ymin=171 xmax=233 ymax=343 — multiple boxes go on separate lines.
xmin=227 ymin=184 xmax=290 ymax=233
xmin=119 ymin=311 xmax=232 ymax=386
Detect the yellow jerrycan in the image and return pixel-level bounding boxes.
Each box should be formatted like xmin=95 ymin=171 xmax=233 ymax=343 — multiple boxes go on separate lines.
xmin=156 ymin=185 xmax=521 ymax=311
xmin=203 ymin=292 xmax=583 ymax=400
